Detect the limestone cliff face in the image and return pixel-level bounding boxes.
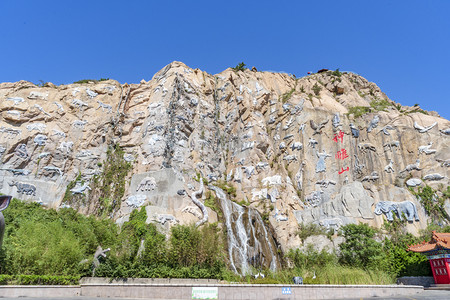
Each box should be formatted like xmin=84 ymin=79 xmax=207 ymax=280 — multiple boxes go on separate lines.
xmin=1 ymin=61 xmax=449 ymax=252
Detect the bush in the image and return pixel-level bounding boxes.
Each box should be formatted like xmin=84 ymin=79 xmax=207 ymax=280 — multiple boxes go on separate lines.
xmin=296 ymin=223 xmax=327 ymax=243
xmin=347 ymin=106 xmax=371 ymax=118
xmin=339 ymin=223 xmax=386 ymax=270
xmin=0 ymin=198 xmax=118 ymax=276
xmin=312 ymin=83 xmax=322 ymax=96
xmin=73 ymin=78 xmax=109 ymax=84
xmin=331 ymin=69 xmax=342 ymax=77
xmin=370 ymin=99 xmax=391 ymax=111
xmin=232 ymin=62 xmax=247 ymax=72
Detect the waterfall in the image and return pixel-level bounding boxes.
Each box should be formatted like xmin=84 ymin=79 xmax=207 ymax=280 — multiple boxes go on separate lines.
xmin=209 ymin=186 xmax=280 ymax=275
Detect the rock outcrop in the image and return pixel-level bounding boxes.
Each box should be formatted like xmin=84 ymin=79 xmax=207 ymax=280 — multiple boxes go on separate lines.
xmin=1 ymin=61 xmax=449 ymax=258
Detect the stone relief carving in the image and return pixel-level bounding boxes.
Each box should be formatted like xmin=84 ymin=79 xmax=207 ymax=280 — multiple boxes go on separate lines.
xmin=379 ymin=125 xmax=394 ymax=135
xmin=319 ymin=218 xmax=343 ymax=230
xmin=414 ymin=121 xmax=437 ymax=133
xmin=86 ymin=88 xmax=98 ymax=98
xmin=310 ymin=119 xmax=329 ymax=135
xmin=316 ymin=180 xmax=337 ymax=188
xmin=274 ymin=208 xmax=288 ymax=222
xmin=58 ymin=141 xmax=74 ymax=152
xmin=384 ymin=159 xmax=395 ymax=173
xmin=316 ymin=150 xmax=331 ymax=173
xmin=332 ymin=113 xmax=342 ymax=129
xmin=291 ymin=142 xmax=302 ymax=151
xmin=1 ymin=168 xmax=31 ymax=176
xmin=304 ymin=190 xmax=323 ymax=207
xmin=256 ymin=162 xmax=269 ymax=170
xmin=353 ymin=154 xmax=365 ymax=174
xmin=440 ymin=128 xmax=450 ymax=135
xmin=400 ymin=159 xmax=421 ymax=173
xmin=358 ymin=143 xmax=376 ymax=153
xmin=283 ymin=154 xmax=298 ymax=163
xmin=136 ymin=177 xmax=157 ymax=192
xmin=97 ymin=101 xmax=112 ymax=113
xmin=241 ymin=141 xmax=254 ymax=151
xmin=0 ymin=145 xmax=6 ymax=157
xmin=6 ymin=110 xmax=21 ymax=117
xmin=294 ymin=162 xmax=305 ymax=191
xmin=28 ymin=91 xmax=48 ymax=100
xmin=70 ymin=182 xmax=91 ymax=194
xmin=252 ymin=188 xmax=268 ymax=201
xmin=34 ymin=104 xmax=50 ymax=116
xmin=14 ymin=144 xmax=28 ymax=159
xmin=418 ymin=142 xmax=437 ymax=155
xmin=307 ymin=137 xmax=318 ymax=148
xmin=383 ymin=140 xmax=399 ymax=151
xmin=43 ymin=166 xmax=63 ymax=176
xmin=9 ymin=181 xmax=36 ymax=196
xmin=6 ymin=97 xmax=24 ymax=105
xmin=423 ymin=173 xmax=445 ymax=181
xmin=374 ymin=200 xmax=419 ymax=222
xmin=126 ymin=195 xmax=147 ymax=208
xmin=367 ymin=115 xmax=379 ymax=132
xmin=349 ymin=123 xmax=360 ymax=138
xmin=242 ymin=166 xmax=255 ymax=179
xmin=53 ymin=101 xmax=64 ymax=112
xmin=436 ymin=159 xmax=450 ymax=167
xmin=262 ymin=175 xmax=282 ymax=186
xmin=0 ymin=127 xmax=21 ymax=139
xmin=182 ymin=206 xmax=203 ymax=219
xmin=72 ymin=99 xmax=89 ymax=109
xmin=37 ymin=152 xmax=51 ymax=159
xmin=361 ymin=171 xmax=379 ymax=182
xmin=52 ymin=129 xmax=66 ymax=138
xmin=26 ymin=123 xmax=46 ymax=133
xmin=34 ymin=134 xmax=47 ymax=146
xmin=0 ymin=196 xmax=12 ymax=248
xmin=73 ymin=120 xmax=88 ymax=129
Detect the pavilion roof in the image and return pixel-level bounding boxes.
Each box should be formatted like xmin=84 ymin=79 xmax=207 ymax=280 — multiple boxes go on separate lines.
xmin=408 ymin=231 xmax=450 ymax=253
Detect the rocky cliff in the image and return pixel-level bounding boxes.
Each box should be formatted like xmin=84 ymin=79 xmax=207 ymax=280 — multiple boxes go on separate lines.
xmin=1 ymin=62 xmax=449 ymax=270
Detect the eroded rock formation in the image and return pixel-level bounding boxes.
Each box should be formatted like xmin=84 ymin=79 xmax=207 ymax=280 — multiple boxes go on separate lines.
xmin=1 ymin=62 xmax=450 ymax=269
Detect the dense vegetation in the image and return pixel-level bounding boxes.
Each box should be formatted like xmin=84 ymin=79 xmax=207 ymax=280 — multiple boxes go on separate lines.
xmin=0 ymin=199 xmax=227 ymax=283
xmin=1 ymin=194 xmax=448 ymax=285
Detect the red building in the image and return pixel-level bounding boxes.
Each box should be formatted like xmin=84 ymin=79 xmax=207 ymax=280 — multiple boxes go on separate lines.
xmin=408 ymin=231 xmax=450 ymax=284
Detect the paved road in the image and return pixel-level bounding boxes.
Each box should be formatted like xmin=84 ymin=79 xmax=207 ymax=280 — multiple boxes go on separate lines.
xmin=330 ymin=290 xmax=450 ymax=300
xmin=0 ymin=290 xmax=449 ymax=300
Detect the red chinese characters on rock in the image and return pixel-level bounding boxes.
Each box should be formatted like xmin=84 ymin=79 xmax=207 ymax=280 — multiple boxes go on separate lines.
xmin=338 ymin=167 xmax=349 ymax=174
xmin=333 ymin=130 xmax=344 ymax=143
xmin=335 ymin=149 xmax=349 ymax=160
xmin=333 ymin=130 xmax=349 ymax=175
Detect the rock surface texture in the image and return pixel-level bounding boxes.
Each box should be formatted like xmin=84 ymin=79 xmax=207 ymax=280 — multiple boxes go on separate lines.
xmin=1 ymin=62 xmax=449 ymax=261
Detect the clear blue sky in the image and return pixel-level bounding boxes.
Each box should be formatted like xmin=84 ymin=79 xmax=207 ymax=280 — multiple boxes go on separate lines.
xmin=1 ymin=1 xmax=449 ymax=120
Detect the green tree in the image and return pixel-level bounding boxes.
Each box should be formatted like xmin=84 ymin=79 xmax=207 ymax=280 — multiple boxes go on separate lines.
xmin=339 ymin=224 xmax=386 ymax=270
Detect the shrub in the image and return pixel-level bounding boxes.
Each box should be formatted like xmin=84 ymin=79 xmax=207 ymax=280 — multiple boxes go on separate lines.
xmin=347 ymin=106 xmax=371 ymax=118
xmin=296 ymin=223 xmax=327 ymax=242
xmin=232 ymin=62 xmax=247 ymax=72
xmin=73 ymin=78 xmax=109 ymax=84
xmin=331 ymin=69 xmax=342 ymax=77
xmin=312 ymin=83 xmax=322 ymax=96
xmin=370 ymin=98 xmax=391 ymax=111
xmin=339 ymin=223 xmax=386 ymax=270
xmin=281 ymin=87 xmax=296 ymax=103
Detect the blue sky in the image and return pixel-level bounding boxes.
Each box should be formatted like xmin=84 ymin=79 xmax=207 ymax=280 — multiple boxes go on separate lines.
xmin=1 ymin=1 xmax=449 ymax=119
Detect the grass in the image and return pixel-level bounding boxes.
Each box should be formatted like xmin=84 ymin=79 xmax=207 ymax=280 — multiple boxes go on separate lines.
xmin=281 ymin=87 xmax=296 ymax=103
xmin=73 ymin=78 xmax=109 ymax=84
xmin=346 ymin=106 xmax=371 ymax=119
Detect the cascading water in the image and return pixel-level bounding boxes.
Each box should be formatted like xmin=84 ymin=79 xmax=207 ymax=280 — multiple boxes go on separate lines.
xmin=209 ymin=186 xmax=280 ymax=275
